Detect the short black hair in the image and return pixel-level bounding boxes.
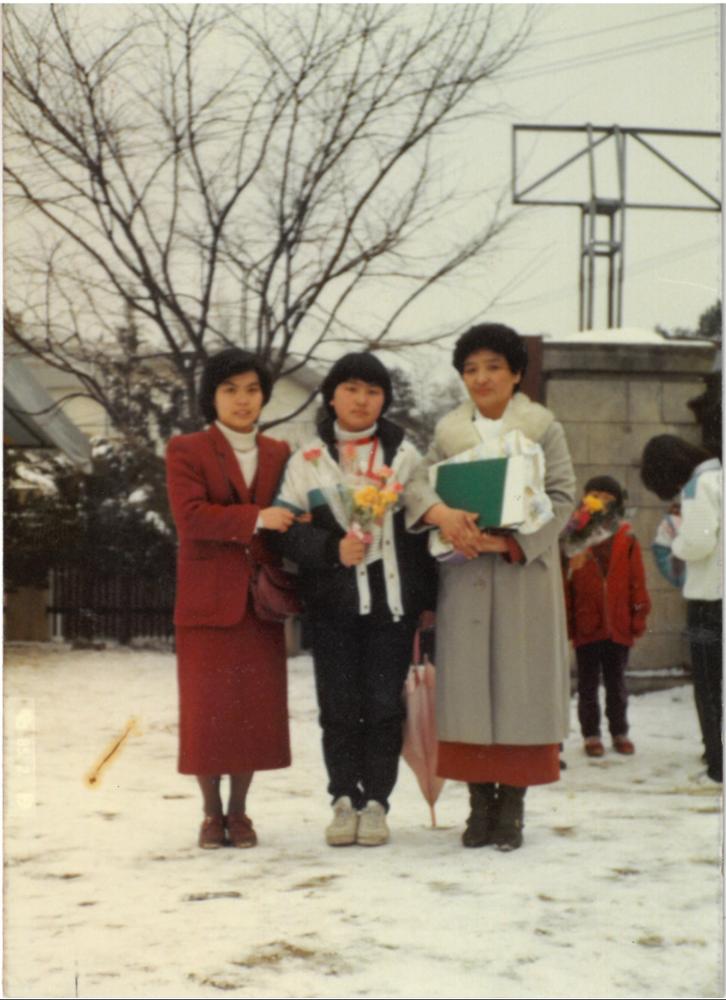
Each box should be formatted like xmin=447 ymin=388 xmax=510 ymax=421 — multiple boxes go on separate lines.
xmin=198 ymin=349 xmax=272 ymax=423
xmin=319 ymin=352 xmax=393 ymax=416
xmin=452 ymin=323 xmax=528 ymax=390
xmin=584 ymin=475 xmax=627 ymax=516
xmin=640 ymin=434 xmax=712 ymax=501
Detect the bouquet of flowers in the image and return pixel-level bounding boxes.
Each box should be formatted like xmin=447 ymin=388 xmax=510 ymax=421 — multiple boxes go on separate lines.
xmin=337 ymin=442 xmax=403 ymax=541
xmin=303 ymin=444 xmax=403 ymax=543
xmin=343 ymin=474 xmax=402 ymax=542
xmin=561 ymin=493 xmax=620 ymax=557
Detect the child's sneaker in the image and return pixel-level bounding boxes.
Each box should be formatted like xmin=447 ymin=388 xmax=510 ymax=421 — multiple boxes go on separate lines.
xmin=325 ymin=796 xmax=358 ymax=846
xmin=584 ymin=737 xmax=605 ymax=757
xmin=613 ymin=735 xmax=635 ymax=754
xmin=357 ymin=801 xmax=389 ymax=846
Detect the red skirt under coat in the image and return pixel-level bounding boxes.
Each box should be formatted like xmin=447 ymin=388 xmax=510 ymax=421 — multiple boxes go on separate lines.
xmin=176 ymin=608 xmax=291 ymax=775
xmin=437 ymin=741 xmax=560 ymax=787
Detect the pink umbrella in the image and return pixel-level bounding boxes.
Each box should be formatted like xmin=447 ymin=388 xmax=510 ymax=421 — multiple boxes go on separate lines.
xmin=402 ymin=630 xmax=445 ymax=827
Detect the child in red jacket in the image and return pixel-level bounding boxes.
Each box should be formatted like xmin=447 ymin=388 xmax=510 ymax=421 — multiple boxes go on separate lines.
xmin=562 ymin=476 xmax=651 ymax=758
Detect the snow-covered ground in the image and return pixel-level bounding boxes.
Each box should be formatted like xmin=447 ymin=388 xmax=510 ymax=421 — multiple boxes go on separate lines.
xmin=3 ymin=643 xmax=723 ymax=1000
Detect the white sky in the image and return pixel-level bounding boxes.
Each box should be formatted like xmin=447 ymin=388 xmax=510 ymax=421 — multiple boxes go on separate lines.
xmin=415 ymin=1 xmax=723 ymax=338
xmin=3 ymin=2 xmax=723 ymax=358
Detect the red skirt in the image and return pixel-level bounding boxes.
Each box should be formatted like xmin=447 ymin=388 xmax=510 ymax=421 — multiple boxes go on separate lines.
xmin=176 ymin=610 xmax=291 ymax=775
xmin=437 ymin=741 xmax=560 ymax=787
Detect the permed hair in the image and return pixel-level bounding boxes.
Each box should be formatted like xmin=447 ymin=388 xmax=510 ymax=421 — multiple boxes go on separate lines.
xmin=198 ymin=348 xmax=272 ymax=423
xmin=584 ymin=475 xmax=627 ymax=516
xmin=319 ymin=352 xmax=393 ymax=416
xmin=640 ymin=434 xmax=712 ymax=501
xmin=452 ymin=323 xmax=528 ymax=390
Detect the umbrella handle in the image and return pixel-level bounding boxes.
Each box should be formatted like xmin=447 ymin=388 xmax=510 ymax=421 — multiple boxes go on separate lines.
xmin=413 ymin=628 xmax=421 ymax=667
xmin=430 ymin=803 xmax=437 ymax=828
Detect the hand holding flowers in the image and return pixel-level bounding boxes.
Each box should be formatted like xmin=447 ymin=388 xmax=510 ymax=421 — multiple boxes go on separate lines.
xmin=302 ymin=445 xmax=404 ymax=561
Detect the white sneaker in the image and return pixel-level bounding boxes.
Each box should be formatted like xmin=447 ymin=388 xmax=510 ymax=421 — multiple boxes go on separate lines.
xmin=325 ymin=796 xmax=358 ymax=846
xmin=357 ymin=801 xmax=389 ymax=846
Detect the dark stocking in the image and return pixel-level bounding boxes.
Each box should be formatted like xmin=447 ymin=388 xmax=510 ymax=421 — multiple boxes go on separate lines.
xmin=228 ymin=772 xmax=254 ymax=816
xmin=197 ymin=775 xmax=223 ymax=818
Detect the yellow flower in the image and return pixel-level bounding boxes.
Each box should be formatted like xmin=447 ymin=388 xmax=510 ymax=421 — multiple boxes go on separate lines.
xmin=380 ymin=490 xmax=398 ymax=506
xmin=354 ymin=486 xmax=378 ymax=508
xmin=583 ymin=494 xmax=605 ymax=513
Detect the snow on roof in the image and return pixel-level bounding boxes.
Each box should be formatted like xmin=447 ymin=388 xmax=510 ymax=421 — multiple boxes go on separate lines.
xmin=540 ymin=327 xmax=714 ymax=347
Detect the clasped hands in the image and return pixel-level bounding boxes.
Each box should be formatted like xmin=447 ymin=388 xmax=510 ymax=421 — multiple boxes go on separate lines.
xmin=259 ymin=507 xmax=312 ymax=532
xmin=425 ymin=503 xmax=508 ymax=560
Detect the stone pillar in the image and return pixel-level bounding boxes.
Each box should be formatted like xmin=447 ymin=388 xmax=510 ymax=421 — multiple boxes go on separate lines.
xmin=542 ymin=336 xmax=716 ymax=678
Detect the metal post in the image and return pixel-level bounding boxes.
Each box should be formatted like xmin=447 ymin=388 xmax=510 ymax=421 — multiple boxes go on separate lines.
xmin=578 ymin=205 xmax=585 ymax=330
xmin=615 ymin=127 xmax=626 ymax=326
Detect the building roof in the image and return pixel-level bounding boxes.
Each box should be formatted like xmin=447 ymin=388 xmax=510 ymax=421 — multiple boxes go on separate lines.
xmin=4 ymin=357 xmax=92 ymax=468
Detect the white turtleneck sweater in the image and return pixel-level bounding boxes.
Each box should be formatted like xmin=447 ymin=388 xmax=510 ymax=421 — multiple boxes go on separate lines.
xmin=216 ymin=421 xmax=262 ymax=532
xmin=334 ymin=421 xmax=384 ymax=565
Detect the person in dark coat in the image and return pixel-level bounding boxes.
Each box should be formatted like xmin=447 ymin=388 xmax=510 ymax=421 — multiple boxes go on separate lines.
xmin=166 ymin=349 xmax=295 ymax=849
xmin=274 ymin=352 xmax=436 ymax=848
xmin=562 ymin=476 xmax=651 ymax=758
xmin=641 ymin=435 xmax=722 ymax=783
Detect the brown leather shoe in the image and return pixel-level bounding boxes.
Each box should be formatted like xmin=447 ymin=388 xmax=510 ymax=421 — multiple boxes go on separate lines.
xmin=584 ymin=738 xmax=605 ymax=758
xmin=199 ymin=815 xmax=226 ymax=849
xmin=227 ymin=813 xmax=257 ymax=849
xmin=614 ymin=736 xmax=635 ymax=755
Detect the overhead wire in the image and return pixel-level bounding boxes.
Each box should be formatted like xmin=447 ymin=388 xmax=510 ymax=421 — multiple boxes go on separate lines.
xmin=503 ymin=26 xmax=716 ymax=83
xmin=528 ymin=4 xmax=712 ymax=50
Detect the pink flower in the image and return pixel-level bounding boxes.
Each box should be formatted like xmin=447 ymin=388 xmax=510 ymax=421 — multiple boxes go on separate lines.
xmin=303 ymin=447 xmax=322 ymax=463
xmin=378 ymin=465 xmax=394 ymax=479
xmin=391 ymin=481 xmax=404 ymax=494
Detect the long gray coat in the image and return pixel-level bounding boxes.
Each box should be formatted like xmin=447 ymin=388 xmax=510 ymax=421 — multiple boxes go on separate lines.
xmin=405 ymin=393 xmax=576 ymax=745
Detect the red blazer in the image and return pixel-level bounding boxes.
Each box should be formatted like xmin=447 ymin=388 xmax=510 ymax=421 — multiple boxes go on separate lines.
xmin=166 ymin=425 xmax=290 ymax=628
xmin=564 ymin=523 xmax=651 ymax=648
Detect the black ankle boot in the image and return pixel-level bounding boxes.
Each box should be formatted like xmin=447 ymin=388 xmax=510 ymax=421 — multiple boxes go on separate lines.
xmin=492 ymin=784 xmax=526 ymax=851
xmin=462 ymin=783 xmax=497 ymax=847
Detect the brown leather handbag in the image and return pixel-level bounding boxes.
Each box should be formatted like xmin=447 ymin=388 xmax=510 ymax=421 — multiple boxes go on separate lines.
xmin=218 ymin=454 xmax=301 ymax=624
xmin=248 ymin=559 xmax=302 ymax=624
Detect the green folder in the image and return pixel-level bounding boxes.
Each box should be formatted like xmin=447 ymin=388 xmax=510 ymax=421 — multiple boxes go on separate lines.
xmin=434 ymin=456 xmax=524 ymax=528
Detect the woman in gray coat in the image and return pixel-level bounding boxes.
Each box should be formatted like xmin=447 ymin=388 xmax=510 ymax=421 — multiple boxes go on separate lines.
xmin=406 ymin=324 xmax=575 ymax=851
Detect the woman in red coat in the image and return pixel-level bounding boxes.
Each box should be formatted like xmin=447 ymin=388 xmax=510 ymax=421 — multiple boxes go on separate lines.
xmin=166 ymin=349 xmax=295 ymax=849
xmin=563 ymin=476 xmax=651 ymax=759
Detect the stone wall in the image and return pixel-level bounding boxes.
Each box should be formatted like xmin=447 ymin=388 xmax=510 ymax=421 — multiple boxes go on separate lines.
xmin=542 ymin=336 xmax=716 ymax=675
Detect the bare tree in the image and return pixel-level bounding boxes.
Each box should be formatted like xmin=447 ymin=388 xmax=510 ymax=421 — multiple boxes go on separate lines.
xmin=4 ymin=3 xmax=533 ymax=438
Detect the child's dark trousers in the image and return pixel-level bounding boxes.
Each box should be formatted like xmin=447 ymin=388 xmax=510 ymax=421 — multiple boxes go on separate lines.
xmin=576 ymin=639 xmax=630 ymax=739
xmin=310 ymin=562 xmax=417 ymax=811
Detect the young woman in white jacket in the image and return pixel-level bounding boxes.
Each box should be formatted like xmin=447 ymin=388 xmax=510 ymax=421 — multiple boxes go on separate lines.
xmin=641 ymin=434 xmax=722 ymax=783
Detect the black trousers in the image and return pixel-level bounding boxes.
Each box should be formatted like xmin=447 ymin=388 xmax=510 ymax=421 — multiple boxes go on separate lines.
xmin=687 ymin=600 xmax=722 ymax=783
xmin=576 ymin=639 xmax=630 ymax=739
xmin=310 ymin=563 xmax=417 ymax=811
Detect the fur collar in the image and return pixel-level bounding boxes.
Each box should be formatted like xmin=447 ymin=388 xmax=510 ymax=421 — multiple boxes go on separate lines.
xmin=434 ymin=392 xmax=555 ymax=457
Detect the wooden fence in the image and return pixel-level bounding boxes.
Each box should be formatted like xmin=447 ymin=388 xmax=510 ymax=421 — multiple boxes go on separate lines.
xmin=48 ymin=567 xmax=175 ymax=644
